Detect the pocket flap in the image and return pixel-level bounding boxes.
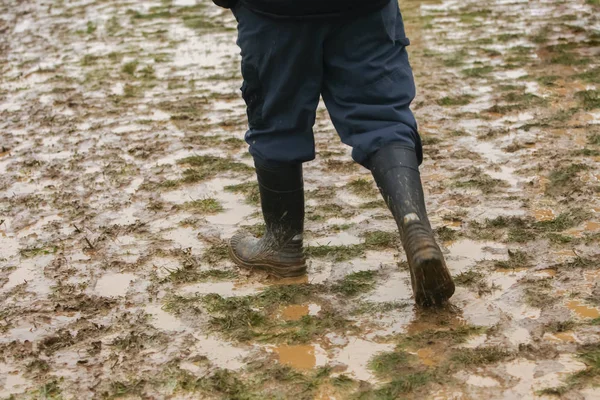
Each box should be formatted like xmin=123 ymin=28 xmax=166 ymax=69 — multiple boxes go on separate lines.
xmin=397 ymin=37 xmax=410 ymax=46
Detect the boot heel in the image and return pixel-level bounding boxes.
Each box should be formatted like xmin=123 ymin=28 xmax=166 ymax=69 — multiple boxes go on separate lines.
xmin=403 ymin=220 xmax=455 ymax=306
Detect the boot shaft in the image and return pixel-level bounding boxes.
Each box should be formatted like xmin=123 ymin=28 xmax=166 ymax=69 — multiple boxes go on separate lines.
xmin=254 ymin=161 xmax=305 ymax=243
xmin=367 ymin=145 xmax=431 ymax=232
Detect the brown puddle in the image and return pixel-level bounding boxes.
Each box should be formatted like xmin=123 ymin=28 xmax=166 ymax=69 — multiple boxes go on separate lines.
xmin=533 ymin=208 xmax=555 ymax=222
xmin=444 ymin=220 xmax=462 ymax=228
xmin=584 ymin=221 xmax=600 ymax=231
xmin=416 ymin=346 xmax=443 ymax=366
xmin=566 ymin=300 xmax=600 ymax=319
xmin=273 ymin=345 xmax=316 ymax=370
xmin=405 ymin=309 xmax=467 ymax=336
xmin=279 ymin=305 xmax=309 ymax=321
xmin=544 ymin=332 xmax=577 ymax=343
xmin=536 ymin=269 xmax=556 ymax=277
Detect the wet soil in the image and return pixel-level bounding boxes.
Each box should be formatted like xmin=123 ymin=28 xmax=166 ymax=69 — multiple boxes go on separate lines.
xmin=1 ymin=0 xmax=599 ymax=399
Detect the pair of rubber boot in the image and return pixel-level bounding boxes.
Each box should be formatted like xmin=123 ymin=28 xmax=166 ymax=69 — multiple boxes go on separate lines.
xmin=229 ymin=145 xmax=455 ymax=306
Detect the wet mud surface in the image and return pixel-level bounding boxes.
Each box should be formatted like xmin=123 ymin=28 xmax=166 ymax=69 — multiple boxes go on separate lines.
xmin=1 ymin=0 xmax=599 ymax=398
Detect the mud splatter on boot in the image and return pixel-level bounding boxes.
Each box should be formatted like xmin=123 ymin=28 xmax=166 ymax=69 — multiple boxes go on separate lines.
xmin=369 ymin=145 xmax=455 ymax=306
xmin=229 ymin=161 xmax=306 ymax=278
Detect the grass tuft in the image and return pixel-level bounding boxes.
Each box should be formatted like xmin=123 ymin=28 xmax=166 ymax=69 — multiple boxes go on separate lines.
xmin=333 ymin=271 xmax=377 ymax=297
xmin=225 ymin=182 xmax=260 ymax=205
xmin=183 ymin=198 xmax=223 ymax=214
xmin=450 ymin=346 xmax=512 ymax=366
xmin=576 ymin=90 xmax=600 ymax=110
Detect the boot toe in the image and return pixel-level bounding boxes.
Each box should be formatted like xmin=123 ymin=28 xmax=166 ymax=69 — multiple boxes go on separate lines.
xmin=228 ymin=232 xmax=307 ymax=278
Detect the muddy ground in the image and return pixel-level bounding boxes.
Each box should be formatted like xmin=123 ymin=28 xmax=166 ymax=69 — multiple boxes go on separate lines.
xmin=0 ymin=0 xmax=599 ymax=398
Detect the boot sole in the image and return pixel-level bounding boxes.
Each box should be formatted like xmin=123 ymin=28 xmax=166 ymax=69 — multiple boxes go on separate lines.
xmin=410 ymin=253 xmax=455 ymax=307
xmin=404 ymin=222 xmax=455 ymax=306
xmin=228 ymin=242 xmax=307 ymax=278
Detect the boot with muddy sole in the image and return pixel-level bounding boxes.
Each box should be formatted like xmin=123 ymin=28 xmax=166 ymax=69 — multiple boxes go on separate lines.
xmin=229 ymin=161 xmax=307 ymax=278
xmin=369 ymin=144 xmax=455 ymax=306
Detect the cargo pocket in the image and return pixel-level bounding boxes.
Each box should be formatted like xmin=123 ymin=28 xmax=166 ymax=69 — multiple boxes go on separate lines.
xmin=240 ymin=61 xmax=264 ymax=129
xmin=381 ymin=0 xmax=411 ymax=47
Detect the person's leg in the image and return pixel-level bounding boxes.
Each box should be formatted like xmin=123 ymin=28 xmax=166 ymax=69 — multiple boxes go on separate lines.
xmin=322 ymin=0 xmax=454 ymax=305
xmin=228 ymin=5 xmax=324 ymax=277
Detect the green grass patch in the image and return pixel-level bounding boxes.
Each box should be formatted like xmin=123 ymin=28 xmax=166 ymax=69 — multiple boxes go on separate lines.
xmin=436 ymin=94 xmax=474 ymax=106
xmin=571 ymin=148 xmax=600 ymax=157
xmin=576 ymin=90 xmax=600 ymax=110
xmin=333 ymin=271 xmax=377 ymax=297
xmin=201 ymin=242 xmax=230 ymax=265
xmin=202 ymin=294 xmax=267 ymax=342
xmin=163 ymin=267 xmax=236 ymax=284
xmin=538 ymin=343 xmax=600 ymax=395
xmin=346 ymin=178 xmax=378 ymax=197
xmin=524 ymin=278 xmax=556 ymax=308
xmin=167 ymin=155 xmax=252 ymax=186
xmin=544 ymin=320 xmax=576 ymax=333
xmin=453 ymin=270 xmax=497 ymax=295
xmin=369 ymin=351 xmax=416 ymax=378
xmin=400 ymin=325 xmax=486 ymax=351
xmin=182 ymin=16 xmax=219 ymax=30
xmin=362 ymin=230 xmax=398 ymax=249
xmin=549 ymin=51 xmax=590 ymax=66
xmin=166 ymin=284 xmax=351 ymax=344
xmin=546 ymin=163 xmax=590 ymax=196
xmin=224 ymin=182 xmax=260 ymax=205
xmin=575 ymin=67 xmax=600 ymax=84
xmin=352 ymin=301 xmax=410 ymax=315
xmin=470 ymin=209 xmax=589 ymax=243
xmin=20 ymin=245 xmax=58 ymax=258
xmin=449 ymin=346 xmax=512 ymax=366
xmin=305 ymin=244 xmax=365 ymax=262
xmin=452 ymin=167 xmax=509 ymax=194
xmin=130 ymin=8 xmax=171 ymax=20
xmin=436 ymin=226 xmax=459 ymax=242
xmin=357 ymin=372 xmax=435 ymax=399
xmin=537 ymin=75 xmax=559 ymax=86
xmin=121 ymin=60 xmax=138 ymax=75
xmin=182 ymin=198 xmax=223 ymax=214
xmin=359 ymin=200 xmax=387 ymax=209
xmin=494 ymin=249 xmax=531 ymax=270
xmin=462 ymin=66 xmax=493 ymax=77
xmin=500 ymin=92 xmax=546 ymax=108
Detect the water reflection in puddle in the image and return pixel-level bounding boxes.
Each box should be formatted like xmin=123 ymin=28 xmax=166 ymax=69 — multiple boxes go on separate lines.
xmin=191 ymin=334 xmax=250 ymax=370
xmin=333 ymin=338 xmax=394 ymax=381
xmin=95 ymin=273 xmax=136 ymax=297
xmin=466 ymin=375 xmax=500 ymax=387
xmin=445 ymin=239 xmax=507 ymax=274
xmin=163 ymin=227 xmax=205 ymax=254
xmin=307 ymin=231 xmax=362 ymax=247
xmin=0 ymin=363 xmax=30 ymax=398
xmin=145 ymin=304 xmax=186 ymax=332
xmin=501 ymin=355 xmax=587 ymax=396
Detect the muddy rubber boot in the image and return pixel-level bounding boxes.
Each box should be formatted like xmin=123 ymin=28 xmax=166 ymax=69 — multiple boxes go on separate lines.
xmin=229 ymin=162 xmax=306 ymax=278
xmin=368 ymin=145 xmax=455 ymax=306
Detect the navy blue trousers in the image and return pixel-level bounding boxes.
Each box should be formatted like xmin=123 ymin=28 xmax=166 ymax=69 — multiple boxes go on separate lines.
xmin=232 ymin=0 xmax=422 ymax=168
